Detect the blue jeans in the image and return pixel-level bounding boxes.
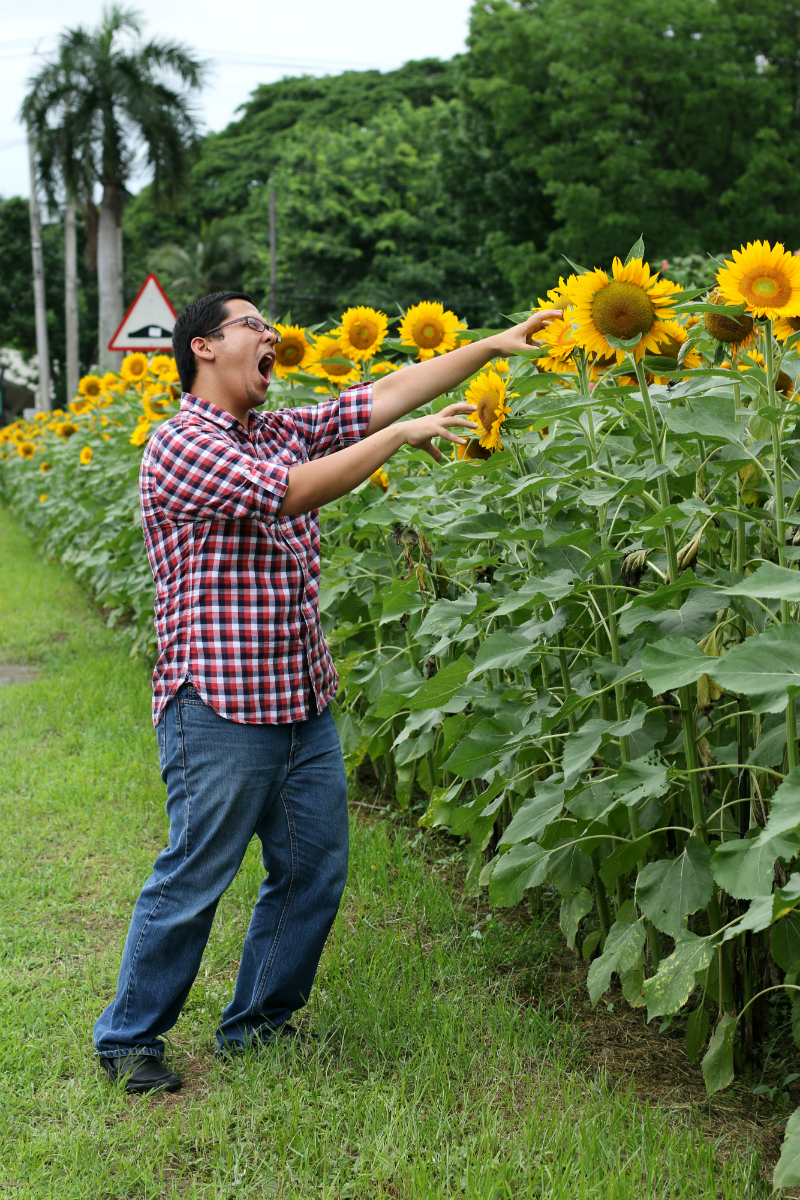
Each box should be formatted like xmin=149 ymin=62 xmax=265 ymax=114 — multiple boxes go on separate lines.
xmin=93 ymin=683 xmax=349 ymax=1058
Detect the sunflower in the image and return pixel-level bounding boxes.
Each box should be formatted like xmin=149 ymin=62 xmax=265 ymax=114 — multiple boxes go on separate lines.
xmin=739 ymin=350 xmax=795 ymax=397
xmin=79 ymin=446 xmax=93 ymax=465
xmin=121 ymin=353 xmax=149 ymax=384
xmin=465 ymin=370 xmax=510 ymax=451
xmin=273 ymin=324 xmax=310 ymax=377
xmin=534 ymin=276 xmax=575 ymax=314
xmin=39 ymin=494 xmax=48 ymax=503
xmin=40 ymin=462 xmax=52 ymax=473
xmin=305 ymin=334 xmax=360 ymax=387
xmin=69 ymin=398 xmax=93 ymax=416
xmin=773 ymin=314 xmax=800 ymax=342
xmin=370 ymin=361 xmax=402 ymax=376
xmin=369 ymin=468 xmax=389 ymax=492
xmin=650 ymin=318 xmax=703 ymax=382
xmin=337 ymin=307 xmax=388 ymax=362
xmin=716 ymin=241 xmax=800 ymax=319
xmin=398 ymin=302 xmax=466 ymax=361
xmin=130 ymin=420 xmax=151 ymax=447
xmin=102 ymin=371 xmax=126 ymax=393
xmin=455 ymin=439 xmax=493 ymax=462
xmin=536 ymin=316 xmax=578 ymax=373
xmin=78 ymin=374 xmax=104 ymax=400
xmin=149 ymin=354 xmax=173 ymax=378
xmin=55 ymin=421 xmax=78 ymax=438
xmin=17 ymin=441 xmax=36 ymax=459
xmin=571 ymin=258 xmax=682 ymax=362
xmin=702 ymin=288 xmax=757 ymax=358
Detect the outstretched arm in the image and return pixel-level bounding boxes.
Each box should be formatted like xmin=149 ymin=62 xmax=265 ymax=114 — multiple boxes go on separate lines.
xmin=365 ymin=308 xmax=561 ymax=434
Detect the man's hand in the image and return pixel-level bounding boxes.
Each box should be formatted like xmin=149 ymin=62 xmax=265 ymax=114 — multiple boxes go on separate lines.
xmin=403 ymin=402 xmax=477 ymax=463
xmin=487 ymin=308 xmax=563 ymax=358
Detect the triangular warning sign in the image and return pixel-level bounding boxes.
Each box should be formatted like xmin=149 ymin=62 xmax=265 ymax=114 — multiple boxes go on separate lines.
xmin=108 ymin=274 xmax=178 ymax=352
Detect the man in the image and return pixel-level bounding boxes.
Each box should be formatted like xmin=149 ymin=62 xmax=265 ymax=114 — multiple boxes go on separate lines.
xmin=93 ymin=290 xmax=558 ymax=1093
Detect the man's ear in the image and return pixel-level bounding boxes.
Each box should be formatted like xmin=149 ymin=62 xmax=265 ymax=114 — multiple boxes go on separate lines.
xmin=190 ymin=335 xmax=217 ymax=366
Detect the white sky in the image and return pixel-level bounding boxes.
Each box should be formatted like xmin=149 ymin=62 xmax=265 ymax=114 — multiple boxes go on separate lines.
xmin=1 ymin=0 xmax=473 ymax=200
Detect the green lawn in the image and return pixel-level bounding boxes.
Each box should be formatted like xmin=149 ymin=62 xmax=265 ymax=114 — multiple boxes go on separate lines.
xmin=0 ymin=506 xmax=768 ymax=1198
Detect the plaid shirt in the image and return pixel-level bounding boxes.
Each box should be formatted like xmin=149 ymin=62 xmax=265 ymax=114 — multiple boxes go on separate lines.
xmin=140 ymin=384 xmax=373 ymax=726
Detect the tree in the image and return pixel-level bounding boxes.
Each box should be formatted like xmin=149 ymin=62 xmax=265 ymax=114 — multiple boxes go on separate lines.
xmin=149 ymin=218 xmax=258 ymax=310
xmin=22 ymin=4 xmax=205 ymax=369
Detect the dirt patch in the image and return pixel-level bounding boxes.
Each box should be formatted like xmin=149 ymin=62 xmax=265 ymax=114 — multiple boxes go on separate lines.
xmin=0 ymin=664 xmax=40 ymax=686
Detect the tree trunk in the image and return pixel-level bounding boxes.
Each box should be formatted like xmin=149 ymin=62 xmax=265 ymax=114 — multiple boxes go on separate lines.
xmin=65 ymin=199 xmax=80 ymax=399
xmin=27 ymin=129 xmax=51 ymax=412
xmin=97 ymin=181 xmax=124 ymax=371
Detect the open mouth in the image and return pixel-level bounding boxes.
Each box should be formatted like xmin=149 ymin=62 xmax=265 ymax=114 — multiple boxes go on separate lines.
xmin=257 ymin=351 xmax=274 ymax=384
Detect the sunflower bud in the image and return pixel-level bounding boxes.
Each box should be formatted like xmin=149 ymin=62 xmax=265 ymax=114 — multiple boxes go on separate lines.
xmin=703 ymin=289 xmax=755 ymax=347
xmin=665 ymin=530 xmax=702 ymax=583
xmin=620 ymin=547 xmax=650 ymax=590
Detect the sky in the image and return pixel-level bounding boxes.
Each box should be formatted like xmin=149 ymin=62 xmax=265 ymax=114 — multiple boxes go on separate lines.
xmin=1 ymin=0 xmax=473 ymax=199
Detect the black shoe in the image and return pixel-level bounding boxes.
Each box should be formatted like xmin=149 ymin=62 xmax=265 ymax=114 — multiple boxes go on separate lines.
xmin=99 ymin=1053 xmax=182 ymax=1094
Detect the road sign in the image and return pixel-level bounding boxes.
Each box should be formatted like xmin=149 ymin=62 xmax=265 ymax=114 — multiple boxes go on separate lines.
xmin=108 ymin=274 xmax=178 ymax=352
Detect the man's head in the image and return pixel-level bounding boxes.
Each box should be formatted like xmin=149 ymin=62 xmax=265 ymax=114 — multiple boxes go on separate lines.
xmin=172 ymin=292 xmax=278 ymax=411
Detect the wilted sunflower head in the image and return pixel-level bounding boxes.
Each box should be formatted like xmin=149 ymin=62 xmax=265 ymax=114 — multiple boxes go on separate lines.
xmin=703 ymin=289 xmax=756 ymax=351
xmin=398 ymin=302 xmax=466 ymax=361
xmin=716 ymin=240 xmax=800 ymax=319
xmin=338 ymin=307 xmax=388 ymax=361
xmin=465 ymin=370 xmax=511 ymax=451
xmin=571 ymin=257 xmax=682 ymax=362
xmin=273 ymin=323 xmax=309 ymax=376
xmin=620 ymin=547 xmax=650 ymax=589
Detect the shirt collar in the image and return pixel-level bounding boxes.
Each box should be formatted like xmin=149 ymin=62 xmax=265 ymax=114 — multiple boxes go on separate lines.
xmin=180 ymin=392 xmax=252 ymax=432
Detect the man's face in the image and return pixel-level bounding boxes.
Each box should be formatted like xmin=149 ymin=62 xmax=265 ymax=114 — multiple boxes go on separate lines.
xmin=199 ymin=299 xmax=278 ymax=409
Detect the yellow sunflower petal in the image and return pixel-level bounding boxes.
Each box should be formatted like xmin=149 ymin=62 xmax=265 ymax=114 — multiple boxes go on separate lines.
xmin=338 ymin=307 xmax=388 ymax=362
xmin=398 ymin=302 xmax=466 ymax=361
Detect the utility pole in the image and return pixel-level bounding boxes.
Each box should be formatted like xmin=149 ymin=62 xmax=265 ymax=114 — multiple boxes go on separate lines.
xmin=65 ymin=198 xmax=79 ymax=399
xmin=27 ymin=128 xmax=51 ymax=412
xmin=269 ymin=187 xmax=277 ymax=321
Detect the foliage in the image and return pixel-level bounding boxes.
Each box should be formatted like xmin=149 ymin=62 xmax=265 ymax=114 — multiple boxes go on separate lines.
xmin=8 ymin=243 xmax=800 ymax=1189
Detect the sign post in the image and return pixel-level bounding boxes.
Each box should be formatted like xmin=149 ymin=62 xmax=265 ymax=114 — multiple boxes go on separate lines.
xmin=108 ymin=274 xmax=178 ymax=354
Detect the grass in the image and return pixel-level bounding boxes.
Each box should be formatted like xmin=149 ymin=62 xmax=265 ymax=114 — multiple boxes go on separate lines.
xmin=0 ymin=505 xmax=771 ymax=1198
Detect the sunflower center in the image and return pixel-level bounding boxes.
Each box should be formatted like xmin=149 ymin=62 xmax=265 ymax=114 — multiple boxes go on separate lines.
xmin=476 ymin=391 xmax=503 ymax=432
xmin=657 ymin=334 xmax=682 ymax=359
xmin=740 ymin=266 xmax=792 ymax=309
xmin=324 ymin=359 xmax=352 ymax=377
xmin=591 ymin=281 xmax=655 ymax=340
xmin=131 ymin=361 xmax=145 ymax=377
xmin=85 ymin=381 xmax=101 ymax=397
xmin=412 ymin=317 xmax=445 ymax=349
xmin=704 ymin=311 xmax=754 ymax=344
xmin=788 ymin=317 xmax=800 ymax=332
xmin=350 ymin=320 xmax=378 ymax=350
xmin=276 ymin=338 xmax=304 ymax=367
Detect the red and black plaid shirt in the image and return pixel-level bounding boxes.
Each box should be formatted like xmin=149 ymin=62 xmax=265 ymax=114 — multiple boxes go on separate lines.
xmin=140 ymin=385 xmax=373 ymax=726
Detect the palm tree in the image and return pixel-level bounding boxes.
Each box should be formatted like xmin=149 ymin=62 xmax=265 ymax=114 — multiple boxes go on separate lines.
xmin=22 ymin=5 xmax=206 ymax=370
xmin=150 ymin=219 xmax=257 ymax=308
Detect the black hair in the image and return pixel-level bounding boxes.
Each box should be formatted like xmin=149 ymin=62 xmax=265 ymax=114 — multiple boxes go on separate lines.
xmin=172 ymin=291 xmax=255 ymax=392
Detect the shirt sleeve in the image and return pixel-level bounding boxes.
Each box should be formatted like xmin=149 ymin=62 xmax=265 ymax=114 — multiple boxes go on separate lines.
xmin=290 ymin=382 xmax=373 ymax=460
xmin=144 ymin=420 xmax=290 ymax=524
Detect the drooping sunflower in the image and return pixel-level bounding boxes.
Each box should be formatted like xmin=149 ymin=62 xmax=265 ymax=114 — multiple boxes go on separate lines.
xmin=40 ymin=461 xmax=52 ymax=473
xmin=55 ymin=421 xmax=78 ymax=439
xmin=120 ymin=353 xmax=149 ymax=384
xmin=716 ymin=241 xmax=800 ymax=319
xmin=534 ymin=276 xmax=575 ymax=314
xmin=17 ymin=441 xmax=36 ymax=459
xmin=273 ymin=324 xmax=310 ymax=377
xmin=130 ymin=420 xmax=151 ymax=447
xmin=650 ymin=318 xmax=703 ymax=382
xmin=739 ymin=350 xmax=795 ymax=398
xmin=465 ymin=370 xmax=511 ymax=451
xmin=369 ymin=468 xmax=389 ymax=492
xmin=703 ymin=288 xmax=757 ymax=357
xmin=370 ymin=361 xmax=402 ymax=376
xmin=536 ymin=316 xmax=578 ymax=373
xmin=493 ymin=358 xmax=510 ymax=375
xmin=398 ymin=302 xmax=466 ymax=361
xmin=79 ymin=446 xmax=93 ymax=465
xmin=774 ymin=314 xmax=800 ymax=342
xmin=305 ymin=334 xmax=360 ymax=387
xmin=570 ymin=258 xmax=682 ymax=362
xmin=69 ymin=398 xmax=93 ymax=415
xmin=455 ymin=439 xmax=493 ymax=462
xmin=337 ymin=307 xmax=388 ymax=362
xmin=78 ymin=374 xmax=104 ymax=400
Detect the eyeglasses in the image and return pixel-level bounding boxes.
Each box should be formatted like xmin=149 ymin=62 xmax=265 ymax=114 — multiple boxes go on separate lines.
xmin=202 ymin=315 xmax=282 ymax=342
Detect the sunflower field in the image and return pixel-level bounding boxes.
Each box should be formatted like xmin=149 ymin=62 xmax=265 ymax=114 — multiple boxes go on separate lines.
xmin=7 ymin=241 xmax=800 ymax=1187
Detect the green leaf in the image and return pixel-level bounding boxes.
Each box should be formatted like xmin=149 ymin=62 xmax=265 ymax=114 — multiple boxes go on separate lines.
xmin=559 ymin=888 xmax=593 ymax=950
xmin=720 ymin=562 xmax=800 ymax=603
xmin=642 ymin=356 xmax=680 ymax=374
xmin=469 ymin=629 xmax=536 ymax=678
xmin=394 ymin=730 xmax=435 ymax=766
xmin=408 ymin=654 xmax=474 ymax=712
xmin=416 ymin=593 xmax=477 ymax=638
xmin=442 ymin=513 xmax=511 ymax=540
xmin=486 ymin=842 xmax=551 ymax=907
xmin=774 ymin=1107 xmax=800 ymax=1190
xmin=380 ymin=576 xmax=426 ymax=625
xmin=587 ymin=902 xmax=645 ymax=1005
xmin=762 ymin=768 xmax=800 ymax=839
xmin=562 ymin=720 xmax=607 ymax=785
xmin=625 ymin=234 xmax=645 ymax=265
xmin=642 ymin=635 xmax=709 ymax=693
xmin=686 ymin=1006 xmax=710 ymax=1064
xmin=642 ymin=932 xmax=715 ymax=1018
xmin=701 ymin=1014 xmax=736 ymax=1095
xmin=635 ymin=838 xmax=713 ymax=938
xmin=498 ymin=783 xmax=565 ymax=847
xmin=549 ymin=842 xmax=593 ymax=896
xmin=614 ymin=756 xmax=669 ymax=807
xmin=599 ymin=835 xmax=652 ymax=888
xmin=713 ymin=830 xmax=800 ymax=900
xmin=493 ymin=569 xmax=575 ymax=615
xmin=708 ymin=625 xmax=800 ymax=712
xmin=443 ymin=720 xmax=510 ymax=779
xmin=772 ymin=910 xmax=800 ymax=972
xmin=661 ymin=408 xmax=741 ymax=442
